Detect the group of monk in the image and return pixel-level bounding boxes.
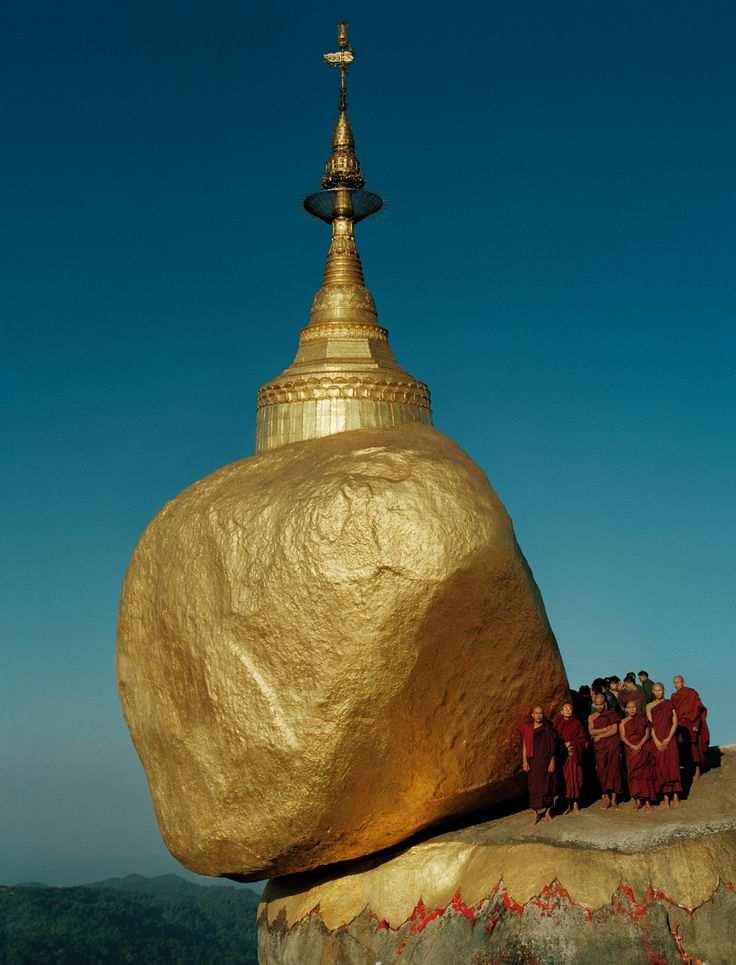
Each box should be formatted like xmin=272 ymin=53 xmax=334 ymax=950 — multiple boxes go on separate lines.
xmin=520 ymin=672 xmax=710 ymax=823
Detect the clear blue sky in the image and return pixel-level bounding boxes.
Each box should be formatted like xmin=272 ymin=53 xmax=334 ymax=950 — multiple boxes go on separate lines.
xmin=2 ymin=0 xmax=734 ymax=886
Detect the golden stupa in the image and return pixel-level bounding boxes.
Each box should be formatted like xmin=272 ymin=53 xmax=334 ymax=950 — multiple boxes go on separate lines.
xmin=117 ymin=24 xmax=568 ymax=882
xmin=256 ymin=22 xmax=430 ymax=452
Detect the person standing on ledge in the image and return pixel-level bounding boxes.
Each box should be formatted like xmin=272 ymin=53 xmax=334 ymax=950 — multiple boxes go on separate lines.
xmin=553 ymin=702 xmax=587 ymax=814
xmin=620 ymin=700 xmax=656 ymax=810
xmin=671 ymin=675 xmax=709 ymax=782
xmin=521 ymin=706 xmax=557 ymax=824
xmin=647 ymin=683 xmax=682 ymax=808
xmin=603 ymin=677 xmax=621 ymax=712
xmin=608 ymin=676 xmax=624 ymax=708
xmin=618 ymin=673 xmax=645 ymax=712
xmin=638 ymin=670 xmax=655 ymax=703
xmin=589 ymin=692 xmax=623 ymax=810
xmin=573 ymin=684 xmax=592 ymax=721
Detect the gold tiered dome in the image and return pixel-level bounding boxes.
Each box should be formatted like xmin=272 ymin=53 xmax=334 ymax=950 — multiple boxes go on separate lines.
xmin=255 ymin=23 xmax=431 ymax=453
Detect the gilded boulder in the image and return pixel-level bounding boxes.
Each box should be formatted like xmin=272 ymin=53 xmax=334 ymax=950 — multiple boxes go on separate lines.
xmin=117 ymin=423 xmax=568 ymax=879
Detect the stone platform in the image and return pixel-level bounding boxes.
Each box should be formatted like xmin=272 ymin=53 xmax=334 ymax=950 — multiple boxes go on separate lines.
xmin=258 ymin=747 xmax=736 ymax=964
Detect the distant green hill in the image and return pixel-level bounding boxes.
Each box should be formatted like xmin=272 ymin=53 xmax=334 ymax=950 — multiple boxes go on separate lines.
xmin=88 ymin=872 xmax=264 ymax=898
xmin=0 ymin=875 xmax=260 ymax=964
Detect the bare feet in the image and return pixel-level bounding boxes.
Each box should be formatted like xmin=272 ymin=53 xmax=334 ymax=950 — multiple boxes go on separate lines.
xmin=672 ymin=794 xmax=680 ymax=808
xmin=633 ymin=799 xmax=641 ymax=811
xmin=660 ymin=797 xmax=670 ymax=809
xmin=644 ymin=800 xmax=651 ymax=810
xmin=600 ymin=796 xmax=611 ymax=811
xmin=543 ymin=809 xmax=552 ymax=822
xmin=534 ymin=810 xmax=543 ymax=824
xmin=572 ymin=802 xmax=580 ymax=815
xmin=693 ymin=767 xmax=701 ymax=782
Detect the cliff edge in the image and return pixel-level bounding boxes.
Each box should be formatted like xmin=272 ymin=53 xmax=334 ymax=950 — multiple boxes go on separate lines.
xmin=259 ymin=745 xmax=736 ymax=964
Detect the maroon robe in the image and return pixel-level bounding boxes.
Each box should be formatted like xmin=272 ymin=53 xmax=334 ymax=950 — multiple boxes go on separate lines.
xmin=590 ymin=709 xmax=623 ymax=795
xmin=618 ymin=685 xmax=644 ymax=713
xmin=671 ymin=686 xmax=709 ymax=769
xmin=649 ymin=699 xmax=682 ymax=793
xmin=621 ymin=714 xmax=656 ymax=801
xmin=553 ymin=714 xmax=586 ymax=800
xmin=521 ymin=721 xmax=557 ymax=811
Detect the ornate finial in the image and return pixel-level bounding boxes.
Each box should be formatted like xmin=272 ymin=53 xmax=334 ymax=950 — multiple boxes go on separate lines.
xmin=323 ymin=21 xmax=353 ymax=112
xmin=255 ymin=23 xmax=431 ymax=453
xmin=321 ymin=21 xmax=364 ymax=191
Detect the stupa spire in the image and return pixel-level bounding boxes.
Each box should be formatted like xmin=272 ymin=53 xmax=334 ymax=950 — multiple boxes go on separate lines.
xmin=255 ymin=22 xmax=431 ymax=453
xmin=320 ymin=22 xmax=364 ymax=191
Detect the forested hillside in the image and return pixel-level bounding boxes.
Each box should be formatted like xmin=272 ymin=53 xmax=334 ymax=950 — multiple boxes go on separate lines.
xmin=0 ymin=875 xmax=259 ymax=964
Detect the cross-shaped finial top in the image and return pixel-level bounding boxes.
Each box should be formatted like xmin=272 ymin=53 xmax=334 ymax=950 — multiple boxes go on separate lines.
xmin=323 ymin=21 xmax=355 ymax=112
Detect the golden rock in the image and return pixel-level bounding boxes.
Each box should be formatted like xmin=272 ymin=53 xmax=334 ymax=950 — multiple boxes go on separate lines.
xmin=117 ymin=423 xmax=568 ymax=879
xmin=118 ymin=23 xmax=569 ymax=882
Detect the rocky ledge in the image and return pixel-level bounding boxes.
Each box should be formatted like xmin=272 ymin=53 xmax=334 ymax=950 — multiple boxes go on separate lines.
xmin=259 ymin=746 xmax=736 ymax=964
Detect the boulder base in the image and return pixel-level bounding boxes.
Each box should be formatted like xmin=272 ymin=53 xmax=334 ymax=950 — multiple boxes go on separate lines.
xmin=259 ymin=748 xmax=736 ymax=964
xmin=117 ymin=424 xmax=567 ymax=879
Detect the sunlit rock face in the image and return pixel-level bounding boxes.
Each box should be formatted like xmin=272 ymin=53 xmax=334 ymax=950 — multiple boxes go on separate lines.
xmin=117 ymin=423 xmax=568 ymax=879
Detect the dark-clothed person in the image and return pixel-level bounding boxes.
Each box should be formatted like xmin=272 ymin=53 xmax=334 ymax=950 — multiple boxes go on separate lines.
xmin=638 ymin=671 xmax=655 ymax=703
xmin=521 ymin=706 xmax=558 ymax=822
xmin=620 ymin=702 xmax=656 ymax=807
xmin=554 ymin=703 xmax=587 ymax=813
xmin=589 ymin=692 xmax=623 ymax=808
xmin=671 ymin=675 xmax=709 ymax=778
xmin=647 ymin=683 xmax=682 ymax=806
xmin=618 ymin=681 xmax=645 ymax=713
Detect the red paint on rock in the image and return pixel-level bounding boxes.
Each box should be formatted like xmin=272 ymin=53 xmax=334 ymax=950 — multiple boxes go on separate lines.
xmin=405 ymin=892 xmax=477 ymax=935
xmin=642 ymin=944 xmax=669 ymax=965
xmin=501 ymin=891 xmax=525 ymax=917
xmin=372 ymin=891 xmax=479 ymax=939
xmin=370 ymin=876 xmax=706 ymax=959
xmin=409 ymin=905 xmax=444 ymax=935
xmin=613 ymin=883 xmax=649 ymax=923
xmin=525 ymin=881 xmax=594 ymax=922
xmin=485 ymin=912 xmax=500 ymax=936
xmin=550 ymin=881 xmax=593 ymax=921
xmin=450 ymin=891 xmax=477 ymax=923
xmin=670 ymin=924 xmax=696 ymax=965
xmin=645 ymin=885 xmax=694 ymax=915
xmin=531 ymin=883 xmax=566 ymax=917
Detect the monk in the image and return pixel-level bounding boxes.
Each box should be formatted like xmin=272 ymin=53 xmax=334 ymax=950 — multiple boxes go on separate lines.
xmin=619 ymin=700 xmax=656 ymax=809
xmin=647 ymin=682 xmax=681 ymax=807
xmin=554 ymin=703 xmax=587 ymax=814
xmin=618 ymin=674 xmax=644 ymax=713
xmin=589 ymin=692 xmax=623 ymax=809
xmin=521 ymin=706 xmax=557 ymax=823
xmin=671 ymin=675 xmax=709 ymax=781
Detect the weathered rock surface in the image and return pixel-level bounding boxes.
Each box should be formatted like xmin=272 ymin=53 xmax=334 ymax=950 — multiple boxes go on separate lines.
xmin=117 ymin=423 xmax=567 ymax=879
xmin=259 ymin=747 xmax=736 ymax=964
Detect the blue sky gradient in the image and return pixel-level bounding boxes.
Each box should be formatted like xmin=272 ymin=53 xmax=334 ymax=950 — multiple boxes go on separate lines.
xmin=2 ymin=0 xmax=735 ymax=885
